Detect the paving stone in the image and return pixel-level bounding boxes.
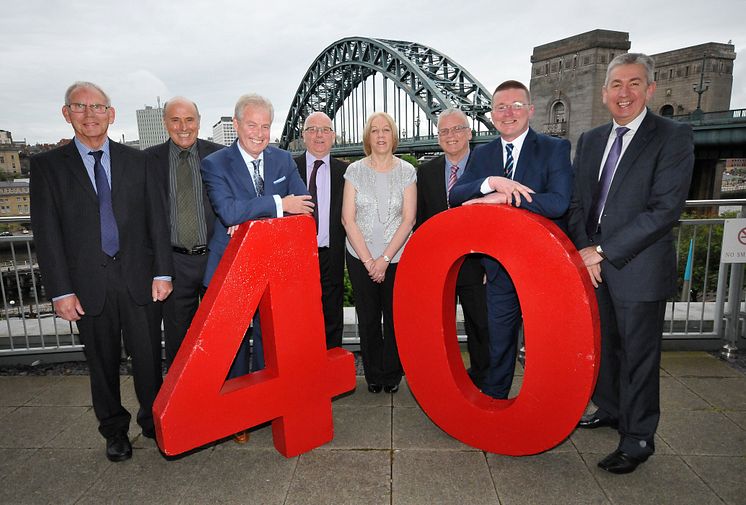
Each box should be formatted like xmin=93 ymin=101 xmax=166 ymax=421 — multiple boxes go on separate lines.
xmin=327 ymin=405 xmax=391 ymax=449
xmin=0 ymin=448 xmax=109 ymax=505
xmin=683 ymin=455 xmax=746 ymax=505
xmin=46 ymin=407 xmax=102 ymax=449
xmin=660 ymin=353 xmax=740 ymax=378
xmin=76 ymin=447 xmax=212 ymax=505
xmin=393 ymin=450 xmax=496 ymax=505
xmin=392 ymin=379 xmax=418 ymax=407
xmin=0 ymin=405 xmax=88 ymax=448
xmin=211 ymin=421 xmax=277 ymax=451
xmin=180 ymin=447 xmax=297 ymax=505
xmin=723 ymin=410 xmax=746 ymax=430
xmin=26 ymin=375 xmax=93 ymax=406
xmin=393 ymin=405 xmax=475 ymax=451
xmin=659 ymin=376 xmax=711 ymax=411
xmin=488 ymin=452 xmax=608 ymax=505
xmin=0 ymin=375 xmax=60 ymax=406
xmin=586 ymin=453 xmax=722 ymax=505
xmin=0 ymin=447 xmax=37 ymax=485
xmin=658 ymin=410 xmax=746 ymax=456
xmin=286 ymin=450 xmax=390 ymax=505
xmin=677 ymin=377 xmax=746 ymax=410
xmin=0 ymin=405 xmax=14 ymax=420
xmin=332 ymin=376 xmax=392 ymax=407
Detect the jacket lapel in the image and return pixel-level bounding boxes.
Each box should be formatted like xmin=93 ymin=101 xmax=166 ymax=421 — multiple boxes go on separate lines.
xmin=584 ymin=125 xmax=612 ymax=203
xmin=513 ymin=129 xmax=535 ymax=183
xmin=263 ymin=148 xmax=277 ymax=195
xmin=62 ymin=141 xmax=98 ymax=203
xmin=605 ymin=112 xmax=657 ymax=204
xmin=228 ymin=141 xmax=258 ymax=198
xmin=109 ymin=140 xmax=128 ymax=227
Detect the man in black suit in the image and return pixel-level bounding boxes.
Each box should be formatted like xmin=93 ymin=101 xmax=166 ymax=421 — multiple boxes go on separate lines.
xmin=145 ymin=97 xmax=223 ymax=367
xmin=30 ymin=82 xmax=173 ymax=462
xmin=294 ymin=112 xmax=348 ymax=349
xmin=416 ymin=108 xmax=489 ymax=388
xmin=568 ymin=54 xmax=694 ymax=474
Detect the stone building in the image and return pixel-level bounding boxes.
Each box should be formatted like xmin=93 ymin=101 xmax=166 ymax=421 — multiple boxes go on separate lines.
xmin=0 ymin=181 xmax=29 ymax=216
xmin=0 ymin=146 xmax=21 ymax=177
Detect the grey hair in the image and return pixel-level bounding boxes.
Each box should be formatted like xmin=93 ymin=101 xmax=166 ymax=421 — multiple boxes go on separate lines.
xmin=437 ymin=108 xmax=470 ymax=127
xmin=605 ymin=53 xmax=655 ymax=86
xmin=163 ymin=97 xmax=200 ymax=119
xmin=234 ymin=94 xmax=274 ymax=122
xmin=64 ymin=81 xmax=111 ymax=106
xmin=303 ymin=111 xmax=333 ymax=129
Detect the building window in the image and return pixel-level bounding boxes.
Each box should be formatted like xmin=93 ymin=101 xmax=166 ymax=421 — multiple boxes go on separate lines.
xmin=552 ymin=102 xmax=566 ymax=123
xmin=660 ymin=104 xmax=674 ymax=117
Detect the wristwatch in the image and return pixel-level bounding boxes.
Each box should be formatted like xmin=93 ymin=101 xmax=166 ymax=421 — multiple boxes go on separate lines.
xmin=595 ymin=245 xmax=606 ymax=260
xmin=383 ymin=255 xmax=391 ymax=263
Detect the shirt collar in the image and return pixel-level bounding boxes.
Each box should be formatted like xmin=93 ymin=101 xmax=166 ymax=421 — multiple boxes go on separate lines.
xmin=74 ymin=137 xmax=110 ymax=159
xmin=236 ymin=141 xmax=264 ymax=164
xmin=169 ymin=139 xmax=198 ymax=158
xmin=445 ymin=149 xmax=470 ymax=170
xmin=612 ymin=107 xmax=647 ymax=135
xmin=501 ymin=127 xmax=529 ymax=152
xmin=307 ymin=152 xmax=330 ymax=167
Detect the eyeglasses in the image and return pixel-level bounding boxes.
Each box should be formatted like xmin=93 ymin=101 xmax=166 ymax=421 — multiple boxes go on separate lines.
xmin=493 ymin=101 xmax=531 ymax=113
xmin=66 ymin=103 xmax=110 ymax=114
xmin=304 ymin=126 xmax=334 ymax=135
xmin=438 ymin=125 xmax=470 ymax=136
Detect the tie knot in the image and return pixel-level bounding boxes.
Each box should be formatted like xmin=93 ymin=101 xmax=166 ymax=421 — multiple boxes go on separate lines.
xmin=89 ymin=150 xmax=103 ymax=162
xmin=179 ymin=150 xmax=190 ymax=161
xmin=450 ymin=165 xmax=459 ymax=175
xmin=615 ymin=126 xmax=630 ymax=138
xmin=505 ymin=143 xmax=514 ymax=154
xmin=252 ymin=159 xmax=261 ymax=171
xmin=313 ymin=159 xmax=324 ymax=170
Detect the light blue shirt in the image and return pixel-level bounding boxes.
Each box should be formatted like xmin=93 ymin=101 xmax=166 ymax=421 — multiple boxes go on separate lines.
xmin=443 ymin=149 xmax=470 ymax=195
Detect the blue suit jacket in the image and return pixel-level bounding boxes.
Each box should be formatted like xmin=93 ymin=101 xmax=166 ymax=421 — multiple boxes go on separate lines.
xmin=449 ymin=128 xmax=573 ymax=222
xmin=200 ymin=142 xmax=309 ymax=285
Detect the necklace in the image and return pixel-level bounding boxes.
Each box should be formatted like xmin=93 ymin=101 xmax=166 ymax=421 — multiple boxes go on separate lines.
xmin=373 ymin=159 xmax=399 ymax=224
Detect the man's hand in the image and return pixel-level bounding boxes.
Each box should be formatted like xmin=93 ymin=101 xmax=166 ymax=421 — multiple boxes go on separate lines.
xmin=487 ymin=176 xmax=535 ymax=207
xmin=227 ymin=225 xmax=239 ymax=237
xmin=463 ymin=192 xmax=508 ymax=206
xmin=282 ymin=194 xmax=314 ymax=215
xmin=578 ymin=246 xmax=604 ymax=288
xmin=53 ymin=295 xmax=85 ymax=322
xmin=152 ymin=279 xmax=173 ymax=302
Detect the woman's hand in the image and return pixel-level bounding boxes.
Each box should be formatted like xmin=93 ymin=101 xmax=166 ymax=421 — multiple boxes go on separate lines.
xmin=368 ymin=257 xmax=388 ymax=283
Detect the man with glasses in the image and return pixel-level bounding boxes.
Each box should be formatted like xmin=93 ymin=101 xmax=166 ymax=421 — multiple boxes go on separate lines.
xmin=294 ymin=112 xmax=349 ymax=349
xmin=30 ymin=82 xmax=173 ymax=461
xmin=416 ymin=108 xmax=490 ymax=388
xmin=450 ymin=80 xmax=573 ymax=399
xmin=145 ymin=97 xmax=223 ymax=369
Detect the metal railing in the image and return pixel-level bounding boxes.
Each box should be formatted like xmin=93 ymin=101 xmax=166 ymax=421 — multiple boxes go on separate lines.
xmin=2 ymin=200 xmax=745 ymax=362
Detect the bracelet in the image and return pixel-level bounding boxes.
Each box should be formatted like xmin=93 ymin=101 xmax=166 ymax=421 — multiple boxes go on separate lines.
xmin=363 ymin=258 xmax=374 ymax=265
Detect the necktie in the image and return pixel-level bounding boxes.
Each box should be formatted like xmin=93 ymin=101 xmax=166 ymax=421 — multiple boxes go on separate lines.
xmin=504 ymin=143 xmax=514 ymax=179
xmin=309 ymin=159 xmax=323 ymax=232
xmin=447 ymin=165 xmax=458 ymax=207
xmin=175 ymin=150 xmax=198 ymax=249
xmin=251 ymin=159 xmax=264 ymax=196
xmin=586 ymin=126 xmax=630 ymax=236
xmin=89 ymin=150 xmax=119 ymax=257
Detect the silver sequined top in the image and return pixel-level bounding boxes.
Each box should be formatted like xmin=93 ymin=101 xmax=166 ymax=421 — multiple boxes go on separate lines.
xmin=344 ymin=158 xmax=416 ymax=262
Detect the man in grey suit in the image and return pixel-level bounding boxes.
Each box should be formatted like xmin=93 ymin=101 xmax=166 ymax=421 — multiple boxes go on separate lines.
xmin=294 ymin=112 xmax=348 ymax=349
xmin=145 ymin=97 xmax=223 ymax=368
xmin=30 ymin=82 xmax=173 ymax=462
xmin=568 ymin=53 xmax=694 ymax=474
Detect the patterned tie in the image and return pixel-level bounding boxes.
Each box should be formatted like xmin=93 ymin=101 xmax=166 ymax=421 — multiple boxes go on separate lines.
xmin=309 ymin=159 xmax=323 ymax=232
xmin=586 ymin=126 xmax=630 ymax=236
xmin=251 ymin=159 xmax=264 ymax=196
xmin=175 ymin=150 xmax=198 ymax=249
xmin=447 ymin=165 xmax=459 ymax=207
xmin=89 ymin=150 xmax=119 ymax=257
xmin=504 ymin=143 xmax=514 ymax=179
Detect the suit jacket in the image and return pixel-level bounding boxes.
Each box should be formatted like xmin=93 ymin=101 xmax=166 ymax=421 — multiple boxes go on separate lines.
xmin=145 ymin=138 xmax=224 ymax=245
xmin=567 ymin=110 xmax=694 ymax=301
xmin=201 ymin=142 xmax=309 ymax=285
xmin=30 ymin=139 xmax=173 ymax=315
xmin=415 ymin=153 xmax=485 ymax=286
xmin=294 ymin=152 xmax=348 ymax=283
xmin=449 ymin=128 xmax=573 ymax=223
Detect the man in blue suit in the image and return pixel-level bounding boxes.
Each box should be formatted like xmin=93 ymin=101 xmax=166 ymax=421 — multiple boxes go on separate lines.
xmin=201 ymin=94 xmax=312 ymax=380
xmin=450 ymin=80 xmax=573 ymax=399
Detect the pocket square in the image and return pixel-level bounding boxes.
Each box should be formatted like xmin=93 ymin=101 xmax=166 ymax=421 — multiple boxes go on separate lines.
xmin=273 ymin=176 xmax=286 ymax=184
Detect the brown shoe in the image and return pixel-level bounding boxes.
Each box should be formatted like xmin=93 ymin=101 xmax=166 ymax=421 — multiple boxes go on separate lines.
xmin=233 ymin=430 xmax=250 ymax=444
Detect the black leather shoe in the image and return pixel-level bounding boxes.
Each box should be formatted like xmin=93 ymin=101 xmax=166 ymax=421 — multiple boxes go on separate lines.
xmin=598 ymin=449 xmax=647 ymax=474
xmin=106 ymin=433 xmax=132 ymax=462
xmin=367 ymin=383 xmax=383 ymax=393
xmin=578 ymin=414 xmax=618 ymax=430
xmin=384 ymin=384 xmax=399 ymax=394
xmin=142 ymin=428 xmax=156 ymax=439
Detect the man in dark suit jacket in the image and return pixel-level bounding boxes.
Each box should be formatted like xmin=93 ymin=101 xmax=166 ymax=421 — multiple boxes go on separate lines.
xmin=294 ymin=112 xmax=348 ymax=349
xmin=145 ymin=97 xmax=223 ymax=367
xmin=568 ymin=54 xmax=694 ymax=474
xmin=201 ymin=93 xmax=312 ymax=377
xmin=416 ymin=108 xmax=490 ymax=388
xmin=30 ymin=82 xmax=173 ymax=462
xmin=450 ymin=80 xmax=573 ymax=399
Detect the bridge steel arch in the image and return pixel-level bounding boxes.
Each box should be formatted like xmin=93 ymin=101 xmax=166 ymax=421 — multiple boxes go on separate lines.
xmin=280 ymin=37 xmax=496 ymax=149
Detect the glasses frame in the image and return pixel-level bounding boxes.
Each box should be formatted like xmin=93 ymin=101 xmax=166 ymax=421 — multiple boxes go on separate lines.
xmin=492 ymin=101 xmax=531 ymax=114
xmin=304 ymin=126 xmax=334 ymax=135
xmin=66 ymin=103 xmax=111 ymax=114
xmin=437 ymin=125 xmax=471 ymax=136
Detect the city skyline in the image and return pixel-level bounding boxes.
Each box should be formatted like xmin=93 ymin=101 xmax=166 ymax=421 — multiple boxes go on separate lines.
xmin=1 ymin=0 xmax=743 ymax=145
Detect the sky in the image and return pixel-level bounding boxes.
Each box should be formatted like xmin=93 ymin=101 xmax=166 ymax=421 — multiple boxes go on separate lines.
xmin=1 ymin=0 xmax=744 ymax=145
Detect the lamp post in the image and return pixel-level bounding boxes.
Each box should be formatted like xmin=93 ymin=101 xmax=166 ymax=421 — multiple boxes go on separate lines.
xmin=692 ymin=53 xmax=710 ymax=120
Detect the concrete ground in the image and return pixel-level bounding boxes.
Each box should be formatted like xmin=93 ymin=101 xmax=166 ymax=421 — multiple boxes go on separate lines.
xmin=0 ymin=351 xmax=744 ymax=505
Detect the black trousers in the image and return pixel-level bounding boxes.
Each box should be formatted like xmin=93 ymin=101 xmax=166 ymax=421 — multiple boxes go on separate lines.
xmin=594 ymin=282 xmax=666 ymax=459
xmin=457 ymin=281 xmax=490 ymax=387
xmin=156 ymin=251 xmax=208 ymax=367
xmin=76 ymin=257 xmax=162 ymax=439
xmin=346 ymin=252 xmax=402 ymax=386
xmin=318 ymin=247 xmax=344 ymax=349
